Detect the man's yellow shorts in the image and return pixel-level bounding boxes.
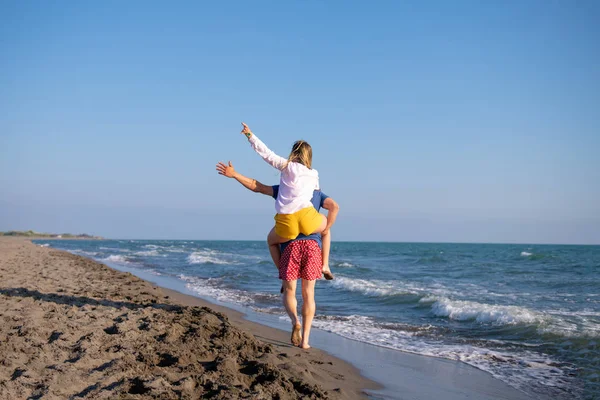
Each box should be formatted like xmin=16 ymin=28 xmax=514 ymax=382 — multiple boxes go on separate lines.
xmin=274 ymin=207 xmax=323 ymax=240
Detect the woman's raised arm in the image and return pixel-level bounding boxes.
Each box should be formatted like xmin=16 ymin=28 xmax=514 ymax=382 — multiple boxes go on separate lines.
xmin=241 ymin=122 xmax=287 ymax=170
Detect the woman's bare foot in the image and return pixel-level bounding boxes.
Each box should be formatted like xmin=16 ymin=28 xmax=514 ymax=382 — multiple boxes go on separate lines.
xmin=291 ymin=324 xmax=302 ymax=346
xmin=322 ymin=265 xmax=334 ymax=280
xmin=300 ymin=342 xmax=311 ymax=349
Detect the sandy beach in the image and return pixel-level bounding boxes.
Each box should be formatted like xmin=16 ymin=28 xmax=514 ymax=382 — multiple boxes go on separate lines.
xmin=0 ymin=237 xmax=377 ymax=399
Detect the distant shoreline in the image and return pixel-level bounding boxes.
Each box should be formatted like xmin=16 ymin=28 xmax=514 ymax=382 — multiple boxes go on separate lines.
xmin=0 ymin=231 xmax=103 ymax=240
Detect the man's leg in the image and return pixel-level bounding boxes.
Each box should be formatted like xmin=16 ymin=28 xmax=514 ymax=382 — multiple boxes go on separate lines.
xmin=267 ymin=227 xmax=285 ymax=267
xmin=321 ymin=229 xmax=334 ymax=279
xmin=300 ymin=278 xmax=316 ymax=349
xmin=282 ymin=280 xmax=300 ymax=326
xmin=279 ymin=244 xmax=302 ymax=346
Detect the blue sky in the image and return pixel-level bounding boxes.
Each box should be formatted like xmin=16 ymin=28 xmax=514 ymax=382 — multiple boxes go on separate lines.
xmin=1 ymin=1 xmax=599 ymax=244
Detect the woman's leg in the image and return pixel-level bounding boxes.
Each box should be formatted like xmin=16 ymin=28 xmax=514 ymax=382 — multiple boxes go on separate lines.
xmin=321 ymin=229 xmax=333 ymax=279
xmin=310 ymin=215 xmax=334 ymax=279
xmin=267 ymin=227 xmax=287 ymax=267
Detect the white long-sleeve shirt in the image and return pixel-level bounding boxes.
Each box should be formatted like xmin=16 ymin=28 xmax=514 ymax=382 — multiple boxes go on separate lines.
xmin=248 ymin=134 xmax=319 ymax=214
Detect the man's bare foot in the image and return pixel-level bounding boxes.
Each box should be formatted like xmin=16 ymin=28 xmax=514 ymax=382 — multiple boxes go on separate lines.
xmin=322 ymin=265 xmax=334 ymax=280
xmin=291 ymin=324 xmax=302 ymax=346
xmin=300 ymin=343 xmax=311 ymax=349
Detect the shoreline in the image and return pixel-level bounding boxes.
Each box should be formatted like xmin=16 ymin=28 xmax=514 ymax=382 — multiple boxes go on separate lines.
xmin=96 ymin=249 xmax=536 ymax=400
xmin=1 ymin=237 xmax=538 ymax=399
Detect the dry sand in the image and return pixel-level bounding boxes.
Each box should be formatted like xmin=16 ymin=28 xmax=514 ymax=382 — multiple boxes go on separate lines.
xmin=0 ymin=237 xmax=378 ymax=399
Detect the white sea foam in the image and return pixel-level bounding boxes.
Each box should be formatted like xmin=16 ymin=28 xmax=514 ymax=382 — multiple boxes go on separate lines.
xmin=187 ymin=250 xmax=233 ymax=265
xmin=39 ymin=243 xmax=50 ymax=247
xmin=72 ymin=249 xmax=100 ymax=257
xmin=329 ymin=276 xmax=472 ymax=300
xmin=165 ymin=247 xmax=186 ymax=253
xmin=334 ymin=261 xmax=356 ymax=268
xmin=418 ymin=295 xmax=440 ymax=304
xmin=430 ymin=298 xmax=542 ymax=325
xmin=540 ymin=310 xmax=600 ymax=338
xmin=134 ymin=250 xmax=160 ymax=257
xmin=330 ymin=277 xmax=418 ymax=297
xmin=548 ymin=309 xmax=600 ymax=317
xmin=100 ymin=246 xmax=130 ymax=253
xmin=185 ymin=248 xmax=263 ymax=265
xmin=139 ymin=244 xmax=186 ymax=253
xmin=310 ymin=314 xmax=577 ymax=398
xmin=178 ymin=274 xmax=254 ymax=304
xmin=103 ymin=255 xmax=130 ymax=264
xmin=521 ymin=251 xmax=533 ymax=257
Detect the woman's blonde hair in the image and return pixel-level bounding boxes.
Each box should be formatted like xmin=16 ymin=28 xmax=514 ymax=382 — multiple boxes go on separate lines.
xmin=287 ymin=140 xmax=312 ymax=169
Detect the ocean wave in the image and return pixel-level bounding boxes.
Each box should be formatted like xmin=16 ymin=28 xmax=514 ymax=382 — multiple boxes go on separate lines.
xmin=134 ymin=250 xmax=161 ymax=257
xmin=178 ymin=274 xmax=254 ymax=304
xmin=187 ymin=250 xmax=235 ymax=265
xmin=418 ymin=295 xmax=439 ymax=304
xmin=72 ymin=249 xmax=100 ymax=257
xmin=141 ymin=244 xmax=187 ymax=253
xmin=539 ymin=310 xmax=600 ymax=338
xmin=185 ymin=248 xmax=263 ymax=265
xmin=333 ymin=261 xmax=356 ymax=268
xmin=430 ymin=298 xmax=543 ymax=325
xmin=548 ymin=309 xmax=600 ymax=318
xmin=103 ymin=255 xmax=130 ymax=264
xmin=519 ymin=251 xmax=551 ymax=260
xmin=330 ymin=277 xmax=418 ymax=297
xmin=329 ymin=277 xmax=477 ymax=302
xmin=166 ymin=247 xmax=187 ymax=253
xmin=254 ymin=306 xmax=286 ymax=315
xmin=38 ymin=243 xmax=50 ymax=247
xmin=100 ymin=247 xmax=130 ymax=253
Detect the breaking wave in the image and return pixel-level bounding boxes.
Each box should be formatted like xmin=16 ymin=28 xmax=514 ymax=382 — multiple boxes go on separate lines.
xmin=429 ymin=298 xmax=543 ymax=325
xmin=102 ymin=255 xmax=130 ymax=264
xmin=187 ymin=250 xmax=235 ymax=265
xmin=329 ymin=277 xmax=418 ymax=297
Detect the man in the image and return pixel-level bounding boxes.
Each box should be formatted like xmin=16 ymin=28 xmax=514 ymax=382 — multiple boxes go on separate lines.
xmin=216 ymin=161 xmax=339 ymax=349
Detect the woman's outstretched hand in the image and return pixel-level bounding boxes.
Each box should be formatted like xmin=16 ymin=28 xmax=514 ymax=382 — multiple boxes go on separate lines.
xmin=216 ymin=161 xmax=235 ymax=178
xmin=241 ymin=122 xmax=253 ymax=138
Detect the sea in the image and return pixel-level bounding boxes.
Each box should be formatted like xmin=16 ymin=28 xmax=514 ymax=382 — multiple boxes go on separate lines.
xmin=35 ymin=240 xmax=599 ymax=399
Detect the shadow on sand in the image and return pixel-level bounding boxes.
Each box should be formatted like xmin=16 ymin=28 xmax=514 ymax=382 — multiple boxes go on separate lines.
xmin=0 ymin=287 xmax=181 ymax=312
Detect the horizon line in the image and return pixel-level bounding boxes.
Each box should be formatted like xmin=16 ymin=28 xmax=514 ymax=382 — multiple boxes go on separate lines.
xmin=31 ymin=237 xmax=600 ymax=246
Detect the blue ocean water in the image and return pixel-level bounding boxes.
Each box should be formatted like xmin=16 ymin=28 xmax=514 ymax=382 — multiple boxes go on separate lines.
xmin=36 ymin=240 xmax=599 ymax=399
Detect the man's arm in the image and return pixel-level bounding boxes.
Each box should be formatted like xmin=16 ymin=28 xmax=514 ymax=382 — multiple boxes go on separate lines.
xmin=216 ymin=161 xmax=274 ymax=197
xmin=322 ymin=197 xmax=340 ymax=235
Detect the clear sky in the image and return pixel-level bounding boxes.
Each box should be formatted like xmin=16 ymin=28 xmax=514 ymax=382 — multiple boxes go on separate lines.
xmin=1 ymin=1 xmax=599 ymax=244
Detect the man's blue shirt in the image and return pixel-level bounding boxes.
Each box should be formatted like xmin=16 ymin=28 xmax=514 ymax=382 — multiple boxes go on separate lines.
xmin=272 ymin=185 xmax=328 ymax=253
